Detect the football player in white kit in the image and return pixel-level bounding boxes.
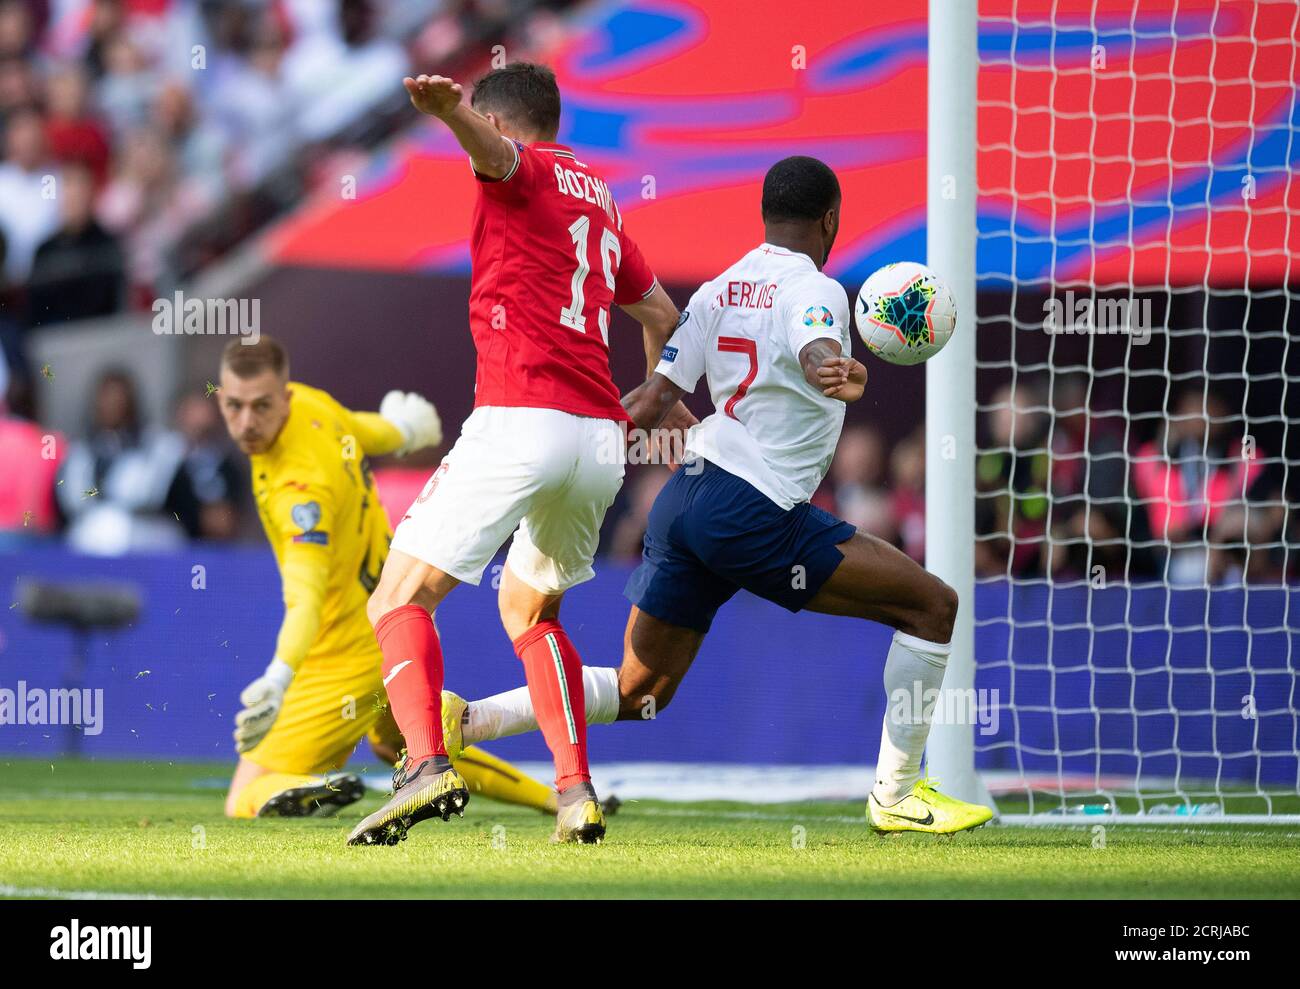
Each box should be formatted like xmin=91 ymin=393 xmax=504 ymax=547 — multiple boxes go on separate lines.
xmin=444 ymin=156 xmax=994 ymax=835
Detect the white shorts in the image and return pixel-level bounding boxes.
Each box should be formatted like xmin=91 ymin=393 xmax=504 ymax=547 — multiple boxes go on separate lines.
xmin=391 ymin=406 xmax=626 ymax=594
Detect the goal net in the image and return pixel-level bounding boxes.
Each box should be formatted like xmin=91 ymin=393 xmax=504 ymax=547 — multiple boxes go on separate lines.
xmin=933 ymin=0 xmax=1299 ymax=821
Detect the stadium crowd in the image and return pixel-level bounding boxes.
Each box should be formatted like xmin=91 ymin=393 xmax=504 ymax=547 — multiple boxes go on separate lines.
xmin=0 ymin=0 xmax=572 ymax=399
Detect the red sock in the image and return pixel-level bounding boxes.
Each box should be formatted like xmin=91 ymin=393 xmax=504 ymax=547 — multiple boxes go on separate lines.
xmin=513 ymin=620 xmax=589 ymax=791
xmin=375 ymin=605 xmax=445 ymax=763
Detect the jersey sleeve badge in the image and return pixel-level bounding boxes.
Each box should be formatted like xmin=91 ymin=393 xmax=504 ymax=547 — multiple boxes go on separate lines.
xmin=290 ymin=500 xmax=328 ymax=545
xmin=803 ymin=305 xmax=835 ymax=328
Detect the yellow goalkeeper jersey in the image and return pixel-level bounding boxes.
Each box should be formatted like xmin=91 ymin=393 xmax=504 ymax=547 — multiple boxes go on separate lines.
xmin=250 ymin=382 xmax=404 ymax=670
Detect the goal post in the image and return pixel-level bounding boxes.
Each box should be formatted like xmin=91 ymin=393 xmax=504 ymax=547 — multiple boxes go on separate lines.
xmin=925 ymin=0 xmax=992 ymax=810
xmin=925 ymin=0 xmax=1300 ymax=823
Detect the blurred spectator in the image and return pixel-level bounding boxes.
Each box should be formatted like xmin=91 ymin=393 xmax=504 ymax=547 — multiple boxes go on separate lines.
xmin=98 ymin=125 xmax=211 ymax=293
xmin=1133 ymin=386 xmax=1283 ymax=585
xmin=44 ymin=62 xmax=112 ymax=186
xmin=976 ymin=379 xmax=1050 ymax=577
xmin=0 ymin=375 xmax=63 ymax=544
xmin=0 ymin=55 xmax=41 ymax=115
xmin=0 ymin=1 xmax=35 ymax=60
xmin=0 ymin=106 xmax=60 ymax=283
xmin=830 ymin=424 xmax=895 ymax=541
xmin=207 ymin=12 xmax=298 ymax=188
xmin=0 ymin=0 xmax=566 ymax=309
xmin=83 ymin=0 xmax=129 ymax=78
xmin=97 ymin=31 xmax=154 ymax=135
xmin=283 ymin=0 xmax=409 ymax=142
xmin=27 ymin=160 xmax=125 ymax=326
xmin=152 ymin=80 xmax=225 ymax=204
xmin=0 ymin=227 xmax=29 ymax=387
xmin=166 ymin=391 xmax=244 ymax=541
xmin=890 ymin=427 xmax=925 ymax=563
xmin=56 ymin=368 xmax=189 ymax=554
xmin=1043 ymin=375 xmax=1156 ymax=582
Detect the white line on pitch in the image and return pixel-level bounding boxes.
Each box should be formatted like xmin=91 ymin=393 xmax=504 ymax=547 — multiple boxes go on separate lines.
xmin=0 ymin=882 xmax=225 ymax=901
xmin=620 ymin=805 xmax=1300 ymax=837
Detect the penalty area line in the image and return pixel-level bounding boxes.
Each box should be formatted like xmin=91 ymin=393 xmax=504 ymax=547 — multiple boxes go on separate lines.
xmin=619 ymin=806 xmax=1300 ymax=838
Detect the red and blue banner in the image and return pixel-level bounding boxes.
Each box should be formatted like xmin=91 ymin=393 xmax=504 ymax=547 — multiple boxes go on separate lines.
xmin=265 ymin=0 xmax=1298 ymax=288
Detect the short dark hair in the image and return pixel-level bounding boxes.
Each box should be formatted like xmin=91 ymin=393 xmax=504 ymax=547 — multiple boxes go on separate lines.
xmin=470 ymin=61 xmax=561 ymax=140
xmin=222 ymin=336 xmax=288 ymax=379
xmin=761 ymin=156 xmax=841 ymax=223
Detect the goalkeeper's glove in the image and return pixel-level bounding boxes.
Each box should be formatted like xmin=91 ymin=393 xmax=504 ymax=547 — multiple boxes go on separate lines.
xmin=380 ymin=390 xmax=443 ymax=456
xmin=233 ymin=658 xmax=294 ymax=753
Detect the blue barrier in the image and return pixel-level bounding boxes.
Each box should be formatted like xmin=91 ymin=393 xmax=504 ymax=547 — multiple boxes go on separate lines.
xmin=0 ymin=547 xmax=1295 ymax=783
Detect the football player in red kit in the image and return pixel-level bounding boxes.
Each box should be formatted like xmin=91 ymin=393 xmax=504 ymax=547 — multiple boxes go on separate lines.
xmin=348 ymin=63 xmax=689 ymax=846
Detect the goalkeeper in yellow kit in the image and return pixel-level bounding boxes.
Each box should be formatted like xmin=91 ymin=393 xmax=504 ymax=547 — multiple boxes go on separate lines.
xmin=216 ymin=336 xmax=555 ymax=819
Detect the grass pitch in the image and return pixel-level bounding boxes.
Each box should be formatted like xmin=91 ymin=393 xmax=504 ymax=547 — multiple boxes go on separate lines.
xmin=1 ymin=758 xmax=1297 ymax=899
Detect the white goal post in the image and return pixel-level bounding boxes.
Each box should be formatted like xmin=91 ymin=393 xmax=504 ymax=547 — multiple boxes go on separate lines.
xmin=925 ymin=0 xmax=1300 ymax=823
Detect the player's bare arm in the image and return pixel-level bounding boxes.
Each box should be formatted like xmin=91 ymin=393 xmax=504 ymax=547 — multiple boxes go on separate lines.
xmin=403 ymin=73 xmax=515 ymax=178
xmin=799 ymin=338 xmax=867 ymax=402
xmin=622 ymin=372 xmax=688 ymax=432
xmin=621 ymin=285 xmax=699 ymax=436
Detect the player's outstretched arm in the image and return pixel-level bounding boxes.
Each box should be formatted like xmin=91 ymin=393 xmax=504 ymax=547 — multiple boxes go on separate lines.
xmin=403 ymin=73 xmax=515 ymax=178
xmin=233 ymin=544 xmax=328 ymax=753
xmin=800 ymin=339 xmax=867 ymax=402
xmin=374 ymin=391 xmax=443 ymax=456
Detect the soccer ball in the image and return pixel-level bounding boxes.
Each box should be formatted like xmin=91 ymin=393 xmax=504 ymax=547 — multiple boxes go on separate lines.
xmin=855 ymin=262 xmax=957 ymax=365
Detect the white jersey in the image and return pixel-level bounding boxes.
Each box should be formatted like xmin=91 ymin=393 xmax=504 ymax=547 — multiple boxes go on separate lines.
xmin=655 ymin=243 xmax=852 ymax=509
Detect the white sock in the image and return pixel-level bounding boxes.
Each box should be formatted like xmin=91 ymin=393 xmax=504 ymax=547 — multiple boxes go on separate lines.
xmin=464 ymin=666 xmax=620 ymax=744
xmin=873 ymin=630 xmax=951 ymax=805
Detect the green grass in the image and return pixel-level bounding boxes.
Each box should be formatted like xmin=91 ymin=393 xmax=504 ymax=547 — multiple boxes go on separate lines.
xmin=1 ymin=758 xmax=1298 ymax=899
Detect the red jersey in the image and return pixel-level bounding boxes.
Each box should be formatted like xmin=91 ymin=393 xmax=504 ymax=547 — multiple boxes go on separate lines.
xmin=468 ymin=140 xmax=657 ymax=421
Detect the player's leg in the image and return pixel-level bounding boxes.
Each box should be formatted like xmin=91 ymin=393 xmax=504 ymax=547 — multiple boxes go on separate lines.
xmin=348 ymin=549 xmax=468 ymax=843
xmin=805 ymin=530 xmax=956 ymax=642
xmin=459 ymin=667 xmax=622 ymax=746
xmin=464 ymin=602 xmax=706 ymax=742
xmin=614 ymin=606 xmax=707 ymax=720
xmin=226 ymin=658 xmax=372 ymax=819
xmin=376 ymin=694 xmax=557 ymax=813
xmin=498 ymin=559 xmax=608 ymax=843
xmin=497 ymin=565 xmax=594 ymax=792
xmin=226 ymin=759 xmax=349 ymax=819
xmin=226 ymin=757 xmax=325 ymax=818
xmin=807 ymin=531 xmax=991 ymax=834
xmin=496 ymin=415 xmax=625 ymax=842
xmin=350 ymin=555 xmax=471 ymax=844
xmin=349 ymin=409 xmax=559 ymax=845
xmin=365 ymin=549 xmax=459 ymax=769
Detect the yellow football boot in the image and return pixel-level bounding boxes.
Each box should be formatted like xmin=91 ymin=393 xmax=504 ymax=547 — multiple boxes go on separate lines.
xmin=867 ymin=777 xmax=994 ymax=835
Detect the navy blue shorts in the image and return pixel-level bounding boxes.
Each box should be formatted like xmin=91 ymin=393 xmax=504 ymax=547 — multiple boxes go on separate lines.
xmin=624 ymin=460 xmax=857 ymax=633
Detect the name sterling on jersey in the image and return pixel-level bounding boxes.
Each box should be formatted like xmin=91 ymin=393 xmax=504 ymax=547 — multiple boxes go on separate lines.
xmin=714 ymin=280 xmax=778 ymax=310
